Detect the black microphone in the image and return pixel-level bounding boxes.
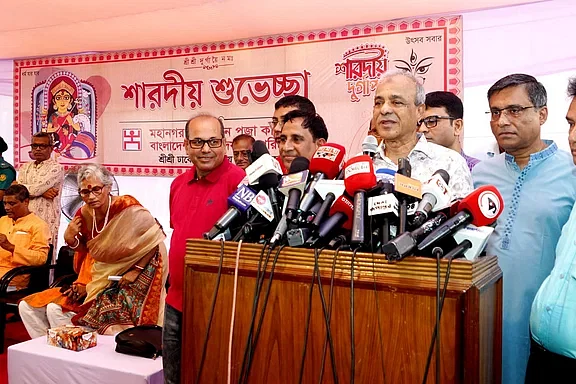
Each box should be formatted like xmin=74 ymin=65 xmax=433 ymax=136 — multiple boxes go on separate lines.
xmin=270 ymin=157 xmax=310 ymax=246
xmin=443 ymin=240 xmax=473 ymax=260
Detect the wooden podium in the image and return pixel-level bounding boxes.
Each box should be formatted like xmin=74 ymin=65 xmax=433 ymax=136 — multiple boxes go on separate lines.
xmin=182 ymin=239 xmax=502 ymax=384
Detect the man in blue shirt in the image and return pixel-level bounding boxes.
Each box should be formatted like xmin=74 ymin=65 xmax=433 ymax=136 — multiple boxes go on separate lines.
xmin=472 ymin=74 xmax=576 ymax=384
xmin=526 ymin=77 xmax=576 ymax=383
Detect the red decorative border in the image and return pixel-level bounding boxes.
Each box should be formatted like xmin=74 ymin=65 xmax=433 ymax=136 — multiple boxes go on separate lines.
xmin=14 ymin=16 xmax=462 ymax=177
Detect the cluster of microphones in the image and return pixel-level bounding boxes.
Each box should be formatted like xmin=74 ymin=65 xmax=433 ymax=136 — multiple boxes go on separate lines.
xmin=204 ymin=136 xmax=504 ymax=262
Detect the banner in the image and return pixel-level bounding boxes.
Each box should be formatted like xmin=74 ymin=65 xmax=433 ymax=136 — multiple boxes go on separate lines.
xmin=13 ymin=16 xmax=462 ymax=176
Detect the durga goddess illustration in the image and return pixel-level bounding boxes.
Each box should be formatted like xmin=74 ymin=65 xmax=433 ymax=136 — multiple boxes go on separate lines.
xmin=40 ymin=71 xmax=95 ymax=159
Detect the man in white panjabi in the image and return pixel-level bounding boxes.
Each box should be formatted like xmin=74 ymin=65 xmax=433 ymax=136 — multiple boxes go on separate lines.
xmin=17 ymin=132 xmax=64 ymax=249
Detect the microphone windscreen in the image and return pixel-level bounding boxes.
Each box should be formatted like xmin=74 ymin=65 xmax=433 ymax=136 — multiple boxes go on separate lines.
xmin=309 ymin=143 xmax=346 ymax=179
xmin=343 ymin=155 xmax=376 ymax=195
xmin=459 ymin=185 xmax=504 ymax=227
xmin=251 ymin=140 xmax=269 ymax=161
xmin=258 ymin=173 xmax=280 ymax=189
xmin=362 ymin=135 xmax=379 ymax=154
xmin=329 ymin=194 xmax=354 ymax=230
xmin=289 ymin=157 xmax=310 ymax=174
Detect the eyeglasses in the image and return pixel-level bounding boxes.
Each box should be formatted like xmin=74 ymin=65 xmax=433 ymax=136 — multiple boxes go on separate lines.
xmin=268 ymin=120 xmax=280 ymax=130
xmin=31 ymin=144 xmax=52 ymax=149
xmin=418 ymin=116 xmax=455 ymax=128
xmin=486 ymin=105 xmax=537 ymax=121
xmin=78 ymin=185 xmax=105 ymax=198
xmin=233 ymin=150 xmax=251 ymax=158
xmin=188 ymin=138 xmax=224 ymax=149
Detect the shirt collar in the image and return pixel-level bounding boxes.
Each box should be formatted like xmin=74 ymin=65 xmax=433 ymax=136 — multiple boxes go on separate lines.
xmin=504 ymin=140 xmax=557 ymax=166
xmin=376 ymin=133 xmax=432 ymax=161
xmin=188 ymin=156 xmax=231 ymax=184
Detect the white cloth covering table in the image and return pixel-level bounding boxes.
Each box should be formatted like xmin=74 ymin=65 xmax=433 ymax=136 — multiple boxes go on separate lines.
xmin=7 ymin=335 xmax=163 ymax=384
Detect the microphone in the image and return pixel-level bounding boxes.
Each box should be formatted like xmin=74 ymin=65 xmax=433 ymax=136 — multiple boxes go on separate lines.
xmin=305 ymin=194 xmax=354 ymax=247
xmin=452 ymin=224 xmax=494 ymax=261
xmin=395 ymin=158 xmax=422 ymax=234
xmin=298 ymin=143 xmax=346 ymax=215
xmin=245 ymin=151 xmax=283 ymax=185
xmin=250 ymin=140 xmax=268 ymax=162
xmin=417 ymin=185 xmax=504 ymax=251
xmin=443 ymin=240 xmax=473 ymax=261
xmin=412 ymin=170 xmax=451 ymax=227
xmin=381 ymin=213 xmax=447 ymax=261
xmin=362 ymin=135 xmax=379 ymax=158
xmin=343 ymin=155 xmax=377 ymax=245
xmin=270 ymin=157 xmax=310 ymax=245
xmin=277 ymin=158 xmax=310 ymax=222
xmin=367 ymin=182 xmax=397 ymax=245
xmin=204 ymin=184 xmax=257 ymax=240
xmin=311 ymin=192 xmax=336 ymax=228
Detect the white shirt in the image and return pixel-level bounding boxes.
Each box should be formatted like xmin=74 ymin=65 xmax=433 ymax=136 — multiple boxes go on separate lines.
xmin=372 ymin=134 xmax=473 ymax=199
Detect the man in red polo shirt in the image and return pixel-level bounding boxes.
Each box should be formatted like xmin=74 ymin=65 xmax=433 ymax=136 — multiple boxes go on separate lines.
xmin=163 ymin=114 xmax=245 ymax=384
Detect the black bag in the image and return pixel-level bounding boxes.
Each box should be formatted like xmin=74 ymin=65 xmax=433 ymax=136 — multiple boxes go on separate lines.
xmin=115 ymin=325 xmax=162 ymax=359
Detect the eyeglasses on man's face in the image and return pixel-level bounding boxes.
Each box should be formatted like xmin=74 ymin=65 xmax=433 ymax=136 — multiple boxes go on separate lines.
xmin=486 ymin=105 xmax=537 ymax=122
xmin=188 ymin=138 xmax=224 ymax=149
xmin=31 ymin=143 xmax=52 ymax=150
xmin=418 ymin=116 xmax=456 ymax=129
xmin=78 ymin=185 xmax=105 ymax=198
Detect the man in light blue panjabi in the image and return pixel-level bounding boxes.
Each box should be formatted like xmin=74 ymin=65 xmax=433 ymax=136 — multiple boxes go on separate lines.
xmin=472 ymin=74 xmax=576 ymax=384
xmin=525 ymin=77 xmax=576 ymax=383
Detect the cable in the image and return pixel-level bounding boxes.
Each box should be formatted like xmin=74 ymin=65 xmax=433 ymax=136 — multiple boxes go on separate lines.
xmin=298 ymin=247 xmax=318 ymax=384
xmin=421 ymin=248 xmax=458 ymax=384
xmin=313 ymin=248 xmax=339 ymax=384
xmin=371 ymin=251 xmax=387 ymax=383
xmin=227 ymin=241 xmax=243 ymax=384
xmin=242 ymin=244 xmax=285 ymax=383
xmin=350 ymin=247 xmax=360 ymax=384
xmin=238 ymin=242 xmax=271 ymax=384
xmin=195 ymin=239 xmax=225 ymax=384
xmin=435 ymin=247 xmax=442 ymax=384
xmin=319 ymin=247 xmax=342 ymax=384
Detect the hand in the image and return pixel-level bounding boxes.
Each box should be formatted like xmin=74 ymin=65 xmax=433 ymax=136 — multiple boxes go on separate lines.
xmin=42 ymin=187 xmax=59 ymax=199
xmin=64 ymin=216 xmax=82 ymax=246
xmin=63 ymin=284 xmax=86 ymax=303
xmin=66 ymin=115 xmax=74 ymax=124
xmin=119 ymin=269 xmax=140 ymax=287
xmin=0 ymin=234 xmax=14 ymax=253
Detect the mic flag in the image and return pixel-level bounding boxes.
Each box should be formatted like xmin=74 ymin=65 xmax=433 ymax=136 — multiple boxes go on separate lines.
xmin=204 ymin=184 xmax=257 ymax=240
xmin=417 ymin=185 xmax=504 ymax=250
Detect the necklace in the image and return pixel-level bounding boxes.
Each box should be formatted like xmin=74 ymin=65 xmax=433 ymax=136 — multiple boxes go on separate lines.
xmin=92 ymin=196 xmax=111 ymax=238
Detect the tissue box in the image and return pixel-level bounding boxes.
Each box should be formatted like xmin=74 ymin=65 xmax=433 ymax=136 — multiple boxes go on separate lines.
xmin=47 ymin=325 xmax=97 ymax=351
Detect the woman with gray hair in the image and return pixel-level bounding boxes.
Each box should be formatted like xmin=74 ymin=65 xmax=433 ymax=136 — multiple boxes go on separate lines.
xmin=20 ymin=163 xmax=167 ymax=336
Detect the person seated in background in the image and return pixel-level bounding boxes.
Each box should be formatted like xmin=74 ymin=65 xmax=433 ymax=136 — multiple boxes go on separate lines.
xmin=232 ymin=134 xmax=255 ymax=170
xmin=278 ymin=110 xmax=328 ymax=171
xmin=418 ymin=91 xmax=480 ymax=171
xmin=20 ymin=164 xmax=167 ymax=336
xmin=0 ymin=184 xmax=50 ymax=289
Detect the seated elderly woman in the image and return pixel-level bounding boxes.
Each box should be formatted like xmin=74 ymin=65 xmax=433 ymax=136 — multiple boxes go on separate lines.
xmin=19 ymin=163 xmax=167 ymax=336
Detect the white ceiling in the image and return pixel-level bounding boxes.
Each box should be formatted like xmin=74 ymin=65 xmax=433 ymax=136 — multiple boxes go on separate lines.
xmin=0 ymin=0 xmax=545 ymax=59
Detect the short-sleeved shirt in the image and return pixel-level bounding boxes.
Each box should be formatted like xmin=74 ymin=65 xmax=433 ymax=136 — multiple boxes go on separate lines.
xmin=166 ymin=157 xmax=245 ymax=312
xmin=0 ymin=156 xmax=16 ymax=217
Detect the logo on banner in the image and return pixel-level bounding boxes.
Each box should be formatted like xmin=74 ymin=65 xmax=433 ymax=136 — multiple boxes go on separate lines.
xmin=334 ymin=44 xmax=389 ymax=102
xmin=122 ymin=129 xmax=142 ymax=151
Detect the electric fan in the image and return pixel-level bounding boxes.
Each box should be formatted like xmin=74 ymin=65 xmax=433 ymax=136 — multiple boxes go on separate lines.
xmin=60 ymin=167 xmax=120 ymax=220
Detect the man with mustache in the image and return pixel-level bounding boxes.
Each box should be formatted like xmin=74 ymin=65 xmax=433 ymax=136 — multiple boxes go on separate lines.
xmin=278 ymin=110 xmax=328 ymax=171
xmin=232 ymin=134 xmax=255 ymax=170
xmin=526 ymin=77 xmax=576 ymax=383
xmin=472 ymin=74 xmax=576 ymax=383
xmin=371 ymin=69 xmax=472 ymax=198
